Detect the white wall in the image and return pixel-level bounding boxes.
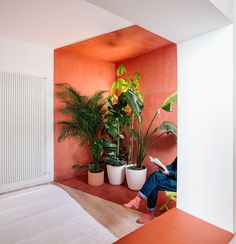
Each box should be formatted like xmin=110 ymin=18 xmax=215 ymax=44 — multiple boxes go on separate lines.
xmin=233 ymin=0 xmax=236 ymax=234
xmin=0 ymin=37 xmax=54 ymax=191
xmin=177 ymin=25 xmax=234 ymax=232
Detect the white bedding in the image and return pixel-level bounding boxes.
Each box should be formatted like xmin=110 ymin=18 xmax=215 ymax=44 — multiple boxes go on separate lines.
xmin=0 ymin=184 xmax=117 ymax=244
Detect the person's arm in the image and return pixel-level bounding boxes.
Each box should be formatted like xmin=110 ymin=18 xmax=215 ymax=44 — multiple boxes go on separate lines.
xmin=162 ymin=157 xmax=177 ymax=179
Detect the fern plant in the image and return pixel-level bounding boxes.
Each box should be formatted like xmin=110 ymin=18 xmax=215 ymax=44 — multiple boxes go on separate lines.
xmin=56 ymin=83 xmax=106 ymax=173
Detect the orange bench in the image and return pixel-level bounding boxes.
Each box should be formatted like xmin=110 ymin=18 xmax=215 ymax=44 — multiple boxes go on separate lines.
xmin=114 ymin=208 xmax=233 ymax=244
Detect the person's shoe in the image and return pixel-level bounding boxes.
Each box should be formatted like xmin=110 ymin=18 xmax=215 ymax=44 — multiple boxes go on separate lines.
xmin=124 ymin=195 xmax=141 ymax=209
xmin=136 ymin=211 xmax=154 ymax=224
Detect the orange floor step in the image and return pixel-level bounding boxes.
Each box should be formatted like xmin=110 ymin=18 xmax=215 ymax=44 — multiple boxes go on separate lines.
xmin=114 ymin=208 xmax=233 ymax=244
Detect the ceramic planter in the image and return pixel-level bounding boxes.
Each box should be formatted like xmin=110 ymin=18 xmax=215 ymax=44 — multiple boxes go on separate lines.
xmin=125 ymin=164 xmax=147 ymax=190
xmin=88 ymin=170 xmax=104 ymax=186
xmin=107 ymin=164 xmax=126 ymax=185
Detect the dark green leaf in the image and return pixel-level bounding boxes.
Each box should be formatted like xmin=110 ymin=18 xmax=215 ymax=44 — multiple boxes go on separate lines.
xmin=130 ymin=128 xmax=139 ymax=140
xmin=134 ymin=72 xmax=140 ymax=80
xmin=124 ymin=89 xmax=144 ymax=122
xmin=158 ymin=121 xmax=177 ymax=137
xmin=161 ymin=92 xmax=177 ymax=112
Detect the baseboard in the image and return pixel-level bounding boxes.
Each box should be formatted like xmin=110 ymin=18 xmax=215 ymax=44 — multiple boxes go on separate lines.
xmin=0 ymin=173 xmax=53 ymax=194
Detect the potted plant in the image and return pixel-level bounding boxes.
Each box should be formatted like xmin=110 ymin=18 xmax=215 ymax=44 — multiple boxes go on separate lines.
xmin=111 ymin=64 xmax=144 ymax=163
xmin=124 ymin=90 xmax=177 ymax=190
xmin=102 ymin=98 xmax=130 ymax=185
xmin=56 ymin=83 xmax=106 ymax=186
xmin=103 ymin=65 xmax=143 ymax=185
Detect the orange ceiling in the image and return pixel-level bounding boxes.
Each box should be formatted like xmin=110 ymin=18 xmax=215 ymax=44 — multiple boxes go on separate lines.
xmin=57 ymin=25 xmax=173 ymax=63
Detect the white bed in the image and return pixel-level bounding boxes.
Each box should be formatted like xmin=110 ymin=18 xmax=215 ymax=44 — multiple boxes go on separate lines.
xmin=0 ymin=184 xmax=117 ymax=244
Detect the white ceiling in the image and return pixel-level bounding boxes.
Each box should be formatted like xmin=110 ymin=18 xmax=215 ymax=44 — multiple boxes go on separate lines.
xmin=86 ymin=0 xmax=233 ymax=43
xmin=0 ymin=0 xmax=132 ymax=48
xmin=209 ymin=0 xmax=233 ymax=20
xmin=0 ymin=0 xmax=233 ymax=48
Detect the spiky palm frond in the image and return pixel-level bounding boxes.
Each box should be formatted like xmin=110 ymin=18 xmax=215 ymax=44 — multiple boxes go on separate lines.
xmin=56 ymin=83 xmax=106 ymax=146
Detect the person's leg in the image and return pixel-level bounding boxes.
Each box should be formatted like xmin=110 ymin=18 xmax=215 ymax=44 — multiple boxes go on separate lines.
xmin=124 ymin=171 xmax=166 ymax=209
xmin=136 ymin=179 xmax=177 ymax=224
xmin=138 ymin=171 xmax=167 ymax=199
xmin=135 ymin=188 xmax=158 ymax=224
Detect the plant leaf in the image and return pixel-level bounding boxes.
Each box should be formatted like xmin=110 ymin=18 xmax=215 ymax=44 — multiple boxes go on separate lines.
xmin=158 ymin=121 xmax=177 ymax=137
xmin=124 ymin=89 xmax=144 ymax=122
xmin=130 ymin=128 xmax=139 ymax=140
xmin=134 ymin=72 xmax=140 ymax=80
xmin=116 ymin=64 xmax=126 ymax=76
xmin=161 ymin=92 xmax=177 ymax=112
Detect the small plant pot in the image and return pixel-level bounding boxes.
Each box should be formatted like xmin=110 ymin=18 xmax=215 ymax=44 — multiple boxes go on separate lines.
xmin=88 ymin=170 xmax=104 ymax=186
xmin=107 ymin=164 xmax=126 ymax=185
xmin=125 ymin=164 xmax=147 ymax=190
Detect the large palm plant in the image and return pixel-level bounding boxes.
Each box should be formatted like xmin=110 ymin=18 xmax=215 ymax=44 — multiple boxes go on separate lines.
xmin=56 ymin=83 xmax=106 ymax=173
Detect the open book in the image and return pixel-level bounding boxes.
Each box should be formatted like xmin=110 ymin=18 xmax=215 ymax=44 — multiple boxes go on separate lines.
xmin=149 ymin=156 xmax=167 ymax=171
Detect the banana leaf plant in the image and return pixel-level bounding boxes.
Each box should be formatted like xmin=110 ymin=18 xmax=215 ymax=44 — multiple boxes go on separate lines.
xmin=125 ymin=90 xmax=177 ymax=169
xmin=56 ymin=83 xmax=106 ymax=173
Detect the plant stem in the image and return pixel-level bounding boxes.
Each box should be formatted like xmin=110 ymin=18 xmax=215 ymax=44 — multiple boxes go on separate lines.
xmin=117 ymin=121 xmax=120 ymax=157
xmin=128 ymin=115 xmax=134 ymax=163
xmin=143 ymin=109 xmax=160 ymax=141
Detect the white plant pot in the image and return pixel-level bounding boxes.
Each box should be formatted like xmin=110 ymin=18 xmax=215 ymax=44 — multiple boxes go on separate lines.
xmin=107 ymin=164 xmax=126 ymax=185
xmin=125 ymin=164 xmax=147 ymax=190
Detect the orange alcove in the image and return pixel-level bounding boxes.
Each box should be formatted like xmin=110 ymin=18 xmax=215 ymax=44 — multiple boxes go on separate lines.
xmin=54 ymin=25 xmax=177 ymax=181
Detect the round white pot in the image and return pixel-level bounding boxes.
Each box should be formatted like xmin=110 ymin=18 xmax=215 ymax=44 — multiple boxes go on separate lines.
xmin=125 ymin=164 xmax=147 ymax=190
xmin=107 ymin=164 xmax=126 ymax=185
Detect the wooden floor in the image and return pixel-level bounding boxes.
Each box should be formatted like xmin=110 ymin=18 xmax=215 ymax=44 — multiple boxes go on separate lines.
xmin=56 ymin=183 xmax=143 ymax=239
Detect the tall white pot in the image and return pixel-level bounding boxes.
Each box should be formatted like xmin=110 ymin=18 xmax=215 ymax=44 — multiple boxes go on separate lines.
xmin=107 ymin=164 xmax=126 ymax=185
xmin=125 ymin=164 xmax=147 ymax=190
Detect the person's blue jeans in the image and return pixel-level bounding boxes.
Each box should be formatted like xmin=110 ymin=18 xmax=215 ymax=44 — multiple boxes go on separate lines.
xmin=138 ymin=171 xmax=177 ymax=211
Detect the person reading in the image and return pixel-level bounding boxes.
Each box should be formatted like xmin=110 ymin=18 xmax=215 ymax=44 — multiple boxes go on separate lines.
xmin=124 ymin=157 xmax=177 ymax=224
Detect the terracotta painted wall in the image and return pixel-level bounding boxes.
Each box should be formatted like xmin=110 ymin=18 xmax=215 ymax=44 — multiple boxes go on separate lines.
xmin=54 ymin=49 xmax=115 ymax=181
xmin=117 ymin=44 xmax=177 ymax=176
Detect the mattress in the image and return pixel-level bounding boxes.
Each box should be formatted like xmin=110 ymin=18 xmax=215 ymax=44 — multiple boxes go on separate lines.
xmin=0 ymin=184 xmax=117 ymax=244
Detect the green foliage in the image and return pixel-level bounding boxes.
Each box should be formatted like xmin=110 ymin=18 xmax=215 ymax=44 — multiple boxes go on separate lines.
xmin=158 ymin=121 xmax=177 ymax=138
xmin=104 ymin=95 xmax=131 ymax=166
xmin=56 ymin=83 xmax=106 ymax=172
xmin=161 ymin=92 xmax=177 ymax=112
xmin=126 ymin=91 xmax=178 ymax=169
xmin=103 ymin=64 xmax=143 ymax=166
xmin=101 ymin=139 xmax=127 ymax=166
xmin=111 ymin=64 xmax=143 ymax=101
xmin=116 ymin=64 xmax=126 ymax=76
xmin=124 ymin=89 xmax=144 ymax=123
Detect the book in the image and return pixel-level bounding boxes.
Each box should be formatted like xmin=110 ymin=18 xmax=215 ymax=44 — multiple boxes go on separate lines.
xmin=149 ymin=156 xmax=167 ymax=171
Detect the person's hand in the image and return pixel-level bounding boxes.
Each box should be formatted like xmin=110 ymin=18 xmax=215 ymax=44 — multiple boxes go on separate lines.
xmin=159 ymin=168 xmax=169 ymax=175
xmin=163 ymin=169 xmax=169 ymax=175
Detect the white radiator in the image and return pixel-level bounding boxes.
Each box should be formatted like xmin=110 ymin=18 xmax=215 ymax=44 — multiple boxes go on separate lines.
xmin=0 ymin=72 xmax=47 ymax=188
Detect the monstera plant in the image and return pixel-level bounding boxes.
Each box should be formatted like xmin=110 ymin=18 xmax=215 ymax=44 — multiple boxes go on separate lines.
xmin=125 ymin=90 xmax=177 ymax=190
xmin=56 ymin=83 xmax=106 ymax=186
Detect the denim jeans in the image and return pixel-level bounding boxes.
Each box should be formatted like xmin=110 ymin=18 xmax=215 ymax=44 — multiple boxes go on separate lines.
xmin=138 ymin=171 xmax=177 ymax=211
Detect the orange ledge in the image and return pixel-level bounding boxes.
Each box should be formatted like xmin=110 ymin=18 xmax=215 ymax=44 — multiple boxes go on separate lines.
xmin=114 ymin=208 xmax=233 ymax=244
